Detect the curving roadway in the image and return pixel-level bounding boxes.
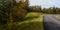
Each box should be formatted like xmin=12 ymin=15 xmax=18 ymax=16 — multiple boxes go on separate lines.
xmin=43 ymin=14 xmax=60 ymax=30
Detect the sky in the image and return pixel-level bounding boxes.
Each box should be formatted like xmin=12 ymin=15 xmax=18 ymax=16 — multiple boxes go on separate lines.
xmin=29 ymin=0 xmax=60 ymax=8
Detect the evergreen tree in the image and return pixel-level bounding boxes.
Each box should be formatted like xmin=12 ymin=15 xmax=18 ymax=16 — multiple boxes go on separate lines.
xmin=52 ymin=6 xmax=56 ymax=14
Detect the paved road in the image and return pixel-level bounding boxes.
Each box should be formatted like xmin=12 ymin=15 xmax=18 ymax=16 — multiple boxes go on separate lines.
xmin=43 ymin=14 xmax=60 ymax=30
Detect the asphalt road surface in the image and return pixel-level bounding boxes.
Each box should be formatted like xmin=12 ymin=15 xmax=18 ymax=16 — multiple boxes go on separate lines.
xmin=43 ymin=14 xmax=60 ymax=30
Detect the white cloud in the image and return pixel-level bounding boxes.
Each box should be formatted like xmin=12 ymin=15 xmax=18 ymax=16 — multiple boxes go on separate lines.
xmin=29 ymin=0 xmax=60 ymax=8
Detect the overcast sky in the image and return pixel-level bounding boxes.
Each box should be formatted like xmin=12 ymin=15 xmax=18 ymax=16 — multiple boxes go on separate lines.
xmin=29 ymin=0 xmax=60 ymax=8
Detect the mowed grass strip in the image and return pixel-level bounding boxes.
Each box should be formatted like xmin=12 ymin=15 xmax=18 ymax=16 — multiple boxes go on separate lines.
xmin=14 ymin=12 xmax=44 ymax=30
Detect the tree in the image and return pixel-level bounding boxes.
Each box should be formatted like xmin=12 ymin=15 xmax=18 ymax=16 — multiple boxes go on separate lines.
xmin=52 ymin=6 xmax=56 ymax=14
xmin=56 ymin=8 xmax=60 ymax=14
xmin=12 ymin=0 xmax=29 ymax=22
xmin=0 ymin=0 xmax=17 ymax=30
xmin=0 ymin=0 xmax=14 ymax=25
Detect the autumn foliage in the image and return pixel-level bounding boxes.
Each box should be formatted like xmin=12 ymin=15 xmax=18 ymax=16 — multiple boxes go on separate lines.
xmin=12 ymin=0 xmax=28 ymax=21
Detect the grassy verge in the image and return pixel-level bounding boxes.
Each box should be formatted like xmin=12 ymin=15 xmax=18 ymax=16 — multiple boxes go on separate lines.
xmin=15 ymin=12 xmax=44 ymax=30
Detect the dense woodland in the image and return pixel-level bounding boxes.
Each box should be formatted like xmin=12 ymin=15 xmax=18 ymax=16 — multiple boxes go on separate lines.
xmin=0 ymin=0 xmax=60 ymax=30
xmin=0 ymin=0 xmax=29 ymax=30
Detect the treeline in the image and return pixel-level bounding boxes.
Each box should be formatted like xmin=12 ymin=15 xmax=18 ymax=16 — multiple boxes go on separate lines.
xmin=28 ymin=6 xmax=60 ymax=14
xmin=42 ymin=7 xmax=60 ymax=14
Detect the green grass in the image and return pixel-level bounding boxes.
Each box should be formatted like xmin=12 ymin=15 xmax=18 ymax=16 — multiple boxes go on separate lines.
xmin=14 ymin=22 xmax=43 ymax=30
xmin=14 ymin=12 xmax=44 ymax=30
xmin=24 ymin=12 xmax=43 ymax=20
xmin=0 ymin=25 xmax=6 ymax=30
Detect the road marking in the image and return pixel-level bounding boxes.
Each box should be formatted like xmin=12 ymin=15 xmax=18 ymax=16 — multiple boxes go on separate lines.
xmin=49 ymin=16 xmax=60 ymax=24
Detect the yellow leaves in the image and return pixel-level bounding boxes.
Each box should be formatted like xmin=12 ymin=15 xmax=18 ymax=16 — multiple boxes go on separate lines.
xmin=17 ymin=0 xmax=28 ymax=8
xmin=11 ymin=0 xmax=28 ymax=21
